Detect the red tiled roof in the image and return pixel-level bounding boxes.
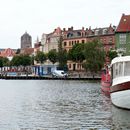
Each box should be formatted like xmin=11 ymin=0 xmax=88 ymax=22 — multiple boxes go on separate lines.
xmin=0 ymin=48 xmax=15 ymax=57
xmin=116 ymin=14 xmax=130 ymax=32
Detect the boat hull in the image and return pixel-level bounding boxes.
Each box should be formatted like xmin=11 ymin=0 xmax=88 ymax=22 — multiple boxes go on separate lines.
xmin=111 ymin=81 xmax=130 ymax=109
xmin=101 ymin=81 xmax=111 ymax=94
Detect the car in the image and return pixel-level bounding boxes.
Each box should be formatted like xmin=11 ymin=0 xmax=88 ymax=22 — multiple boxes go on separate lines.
xmin=52 ymin=70 xmax=68 ymax=78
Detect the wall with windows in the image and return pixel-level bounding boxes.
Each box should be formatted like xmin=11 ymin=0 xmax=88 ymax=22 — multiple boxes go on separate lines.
xmin=116 ymin=32 xmax=130 ymax=55
xmin=112 ymin=61 xmax=130 ymax=79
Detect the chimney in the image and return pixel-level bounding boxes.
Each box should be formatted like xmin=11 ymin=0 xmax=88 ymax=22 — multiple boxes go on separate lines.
xmin=122 ymin=13 xmax=125 ymax=16
xmin=71 ymin=26 xmax=73 ymax=30
xmin=89 ymin=26 xmax=91 ymax=30
xmin=63 ymin=28 xmax=66 ymax=31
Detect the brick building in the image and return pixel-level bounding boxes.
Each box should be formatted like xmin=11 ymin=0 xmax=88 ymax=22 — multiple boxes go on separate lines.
xmin=63 ymin=25 xmax=116 ymax=71
xmin=116 ymin=14 xmax=130 ymax=55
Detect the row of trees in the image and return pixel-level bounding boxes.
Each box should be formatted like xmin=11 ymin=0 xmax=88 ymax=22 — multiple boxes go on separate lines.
xmin=0 ymin=39 xmax=117 ymax=74
xmin=34 ymin=39 xmax=118 ymax=73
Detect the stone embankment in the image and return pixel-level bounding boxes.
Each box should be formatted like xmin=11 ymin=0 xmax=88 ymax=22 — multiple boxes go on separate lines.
xmin=0 ymin=71 xmax=101 ymax=80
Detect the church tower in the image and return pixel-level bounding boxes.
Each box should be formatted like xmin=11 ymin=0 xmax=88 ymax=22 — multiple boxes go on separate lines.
xmin=21 ymin=32 xmax=32 ymax=49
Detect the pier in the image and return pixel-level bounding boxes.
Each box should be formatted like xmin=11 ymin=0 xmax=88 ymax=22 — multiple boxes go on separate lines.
xmin=0 ymin=75 xmax=101 ymax=80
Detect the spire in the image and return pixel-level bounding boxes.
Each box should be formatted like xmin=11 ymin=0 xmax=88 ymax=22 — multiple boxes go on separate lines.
xmin=36 ymin=36 xmax=39 ymax=43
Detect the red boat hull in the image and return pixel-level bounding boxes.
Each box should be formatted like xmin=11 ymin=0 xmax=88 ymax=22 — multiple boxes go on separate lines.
xmin=101 ymin=69 xmax=111 ymax=94
xmin=111 ymin=81 xmax=130 ymax=93
xmin=101 ymin=81 xmax=111 ymax=92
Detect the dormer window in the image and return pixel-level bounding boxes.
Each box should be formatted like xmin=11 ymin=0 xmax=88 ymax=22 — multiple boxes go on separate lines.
xmin=77 ymin=32 xmax=81 ymax=36
xmin=67 ymin=33 xmax=73 ymax=38
xmin=103 ymin=29 xmax=107 ymax=35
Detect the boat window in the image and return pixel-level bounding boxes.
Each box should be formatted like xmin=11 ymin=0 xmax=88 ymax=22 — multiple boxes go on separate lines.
xmin=113 ymin=64 xmax=116 ymax=79
xmin=113 ymin=62 xmax=123 ymax=79
xmin=124 ymin=61 xmax=130 ymax=76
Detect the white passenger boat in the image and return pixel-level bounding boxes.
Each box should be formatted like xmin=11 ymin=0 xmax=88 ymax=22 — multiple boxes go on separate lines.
xmin=111 ymin=56 xmax=130 ymax=109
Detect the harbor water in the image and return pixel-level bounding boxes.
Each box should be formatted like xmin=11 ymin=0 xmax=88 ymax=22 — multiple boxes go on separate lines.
xmin=0 ymin=80 xmax=130 ymax=130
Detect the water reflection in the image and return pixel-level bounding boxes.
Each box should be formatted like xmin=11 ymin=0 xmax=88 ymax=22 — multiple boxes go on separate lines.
xmin=0 ymin=80 xmax=129 ymax=129
xmin=111 ymin=105 xmax=130 ymax=130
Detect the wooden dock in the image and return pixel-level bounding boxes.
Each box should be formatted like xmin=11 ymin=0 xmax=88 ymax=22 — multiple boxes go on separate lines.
xmin=0 ymin=76 xmax=101 ymax=80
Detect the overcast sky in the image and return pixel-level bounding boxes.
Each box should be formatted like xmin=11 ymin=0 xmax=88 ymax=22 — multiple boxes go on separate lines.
xmin=0 ymin=0 xmax=130 ymax=49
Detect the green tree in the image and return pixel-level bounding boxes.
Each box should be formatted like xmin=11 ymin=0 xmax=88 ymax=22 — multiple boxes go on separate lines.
xmin=11 ymin=55 xmax=22 ymax=67
xmin=0 ymin=57 xmax=4 ymax=72
xmin=11 ymin=55 xmax=31 ymax=67
xmin=83 ymin=40 xmax=105 ymax=77
xmin=58 ymin=36 xmax=67 ymax=70
xmin=0 ymin=57 xmax=9 ymax=67
xmin=35 ymin=51 xmax=46 ymax=64
xmin=47 ymin=49 xmax=58 ymax=65
xmin=107 ymin=49 xmax=117 ymax=61
xmin=11 ymin=54 xmax=32 ymax=74
xmin=68 ymin=43 xmax=85 ymax=70
xmin=21 ymin=55 xmax=31 ymax=67
xmin=30 ymin=55 xmax=34 ymax=65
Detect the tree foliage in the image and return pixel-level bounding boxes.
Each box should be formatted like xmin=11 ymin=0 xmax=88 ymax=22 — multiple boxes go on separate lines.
xmin=58 ymin=36 xmax=67 ymax=69
xmin=68 ymin=43 xmax=85 ymax=62
xmin=83 ymin=40 xmax=105 ymax=73
xmin=0 ymin=57 xmax=9 ymax=68
xmin=35 ymin=51 xmax=46 ymax=64
xmin=47 ymin=49 xmax=58 ymax=64
xmin=107 ymin=49 xmax=117 ymax=61
xmin=21 ymin=55 xmax=32 ymax=66
xmin=11 ymin=55 xmax=31 ymax=66
xmin=68 ymin=43 xmax=85 ymax=70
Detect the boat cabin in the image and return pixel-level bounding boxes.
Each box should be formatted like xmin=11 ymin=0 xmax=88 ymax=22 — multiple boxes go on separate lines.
xmin=111 ymin=56 xmax=130 ymax=79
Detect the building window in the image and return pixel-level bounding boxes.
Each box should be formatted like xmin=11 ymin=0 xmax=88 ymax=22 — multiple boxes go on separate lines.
xmin=109 ymin=37 xmax=113 ymax=43
xmin=119 ymin=34 xmax=126 ymax=44
xmin=103 ymin=29 xmax=107 ymax=35
xmin=71 ymin=41 xmax=73 ymax=46
xmin=77 ymin=40 xmax=79 ymax=43
xmin=64 ymin=42 xmax=67 ymax=46
xmin=77 ymin=64 xmax=80 ymax=68
xmin=69 ymin=41 xmax=71 ymax=46
xmin=82 ymin=40 xmax=85 ymax=43
xmin=69 ymin=64 xmax=71 ymax=68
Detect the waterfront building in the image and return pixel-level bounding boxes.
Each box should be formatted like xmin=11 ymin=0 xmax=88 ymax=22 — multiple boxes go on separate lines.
xmin=62 ymin=26 xmax=87 ymax=71
xmin=116 ymin=14 xmax=130 ymax=55
xmin=63 ymin=25 xmax=116 ymax=71
xmin=36 ymin=27 xmax=62 ymax=72
xmin=21 ymin=32 xmax=32 ymax=49
xmin=63 ymin=26 xmax=87 ymax=52
xmin=41 ymin=27 xmax=62 ymax=53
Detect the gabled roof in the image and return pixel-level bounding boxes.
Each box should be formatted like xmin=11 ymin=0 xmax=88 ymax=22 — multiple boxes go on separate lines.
xmin=0 ymin=48 xmax=15 ymax=57
xmin=116 ymin=14 xmax=130 ymax=32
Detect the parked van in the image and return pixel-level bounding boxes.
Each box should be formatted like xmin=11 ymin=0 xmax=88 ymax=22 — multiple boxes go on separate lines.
xmin=52 ymin=70 xmax=68 ymax=78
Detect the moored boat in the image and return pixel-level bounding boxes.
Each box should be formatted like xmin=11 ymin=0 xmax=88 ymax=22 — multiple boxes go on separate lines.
xmin=110 ymin=56 xmax=130 ymax=109
xmin=101 ymin=67 xmax=111 ymax=94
